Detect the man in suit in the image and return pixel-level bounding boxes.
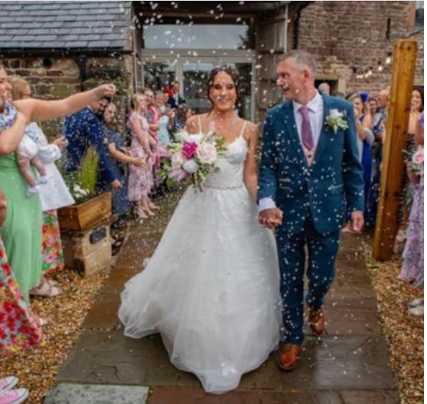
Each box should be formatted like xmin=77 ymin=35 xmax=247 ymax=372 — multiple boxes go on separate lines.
xmin=63 ymin=96 xmax=122 ymax=191
xmin=167 ymin=81 xmax=186 ymax=110
xmin=258 ymin=50 xmax=364 ymax=371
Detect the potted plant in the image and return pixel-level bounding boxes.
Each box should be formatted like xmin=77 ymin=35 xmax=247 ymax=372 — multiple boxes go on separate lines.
xmin=58 ymin=147 xmax=113 ymax=276
xmin=58 ymin=147 xmax=112 ymax=231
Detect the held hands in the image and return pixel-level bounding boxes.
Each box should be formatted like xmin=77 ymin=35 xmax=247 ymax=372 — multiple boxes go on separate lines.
xmin=259 ymin=208 xmax=283 ymax=229
xmin=93 ymin=84 xmax=116 ymax=100
xmin=348 ymin=211 xmax=364 ymax=233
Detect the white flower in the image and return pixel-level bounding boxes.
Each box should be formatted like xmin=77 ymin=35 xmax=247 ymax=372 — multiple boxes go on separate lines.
xmin=326 ymin=109 xmax=348 ymax=134
xmin=171 ymin=152 xmax=185 ymax=170
xmin=182 ymin=159 xmax=199 ymax=174
xmin=196 ymin=142 xmax=217 ymax=165
xmin=175 ymin=129 xmax=191 ymax=142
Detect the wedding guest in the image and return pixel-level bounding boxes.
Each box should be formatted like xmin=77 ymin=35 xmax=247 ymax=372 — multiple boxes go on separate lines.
xmin=318 ymin=82 xmax=330 ymax=95
xmin=143 ymin=88 xmax=162 ymax=196
xmin=395 ymin=88 xmax=424 ymax=251
xmin=343 ymin=93 xmax=374 ymax=230
xmin=170 ymin=104 xmax=192 ymax=137
xmin=127 ymin=94 xmax=156 ymax=219
xmin=0 ymin=186 xmax=43 ymax=355
xmin=155 ymin=91 xmax=173 ymax=147
xmin=0 ymin=375 xmax=28 ymax=403
xmin=63 ymin=94 xmax=122 ymax=193
xmin=167 ymin=81 xmax=185 ymax=110
xmin=399 ymin=113 xmax=424 ymax=316
xmin=377 ymin=88 xmax=389 ymax=120
xmin=9 ymin=76 xmax=74 ymax=297
xmin=0 ymin=65 xmax=115 ymax=326
xmin=100 ymin=102 xmax=146 ymax=219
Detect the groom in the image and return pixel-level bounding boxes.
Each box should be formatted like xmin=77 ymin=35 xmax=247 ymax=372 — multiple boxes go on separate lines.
xmin=258 ymin=50 xmax=364 ymax=371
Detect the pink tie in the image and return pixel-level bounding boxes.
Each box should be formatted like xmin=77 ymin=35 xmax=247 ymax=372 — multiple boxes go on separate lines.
xmin=299 ymin=106 xmax=314 ymax=151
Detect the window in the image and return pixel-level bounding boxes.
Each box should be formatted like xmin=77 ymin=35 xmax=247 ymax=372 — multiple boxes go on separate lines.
xmin=143 ymin=24 xmax=251 ymax=50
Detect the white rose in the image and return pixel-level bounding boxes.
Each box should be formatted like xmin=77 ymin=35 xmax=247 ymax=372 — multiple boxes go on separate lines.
xmin=171 ymin=152 xmax=185 ymax=170
xmin=182 ymin=159 xmax=199 ymax=174
xmin=330 ymin=109 xmax=343 ymax=119
xmin=196 ymin=142 xmax=217 ymax=165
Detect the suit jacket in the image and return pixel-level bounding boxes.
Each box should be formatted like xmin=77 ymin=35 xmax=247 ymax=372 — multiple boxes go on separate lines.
xmin=258 ymin=94 xmax=364 ymax=235
xmin=167 ymin=94 xmax=186 ymax=110
xmin=63 ymin=107 xmax=116 ymax=184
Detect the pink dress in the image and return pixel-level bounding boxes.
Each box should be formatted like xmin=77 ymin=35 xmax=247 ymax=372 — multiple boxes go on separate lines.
xmin=128 ymin=112 xmax=154 ymax=201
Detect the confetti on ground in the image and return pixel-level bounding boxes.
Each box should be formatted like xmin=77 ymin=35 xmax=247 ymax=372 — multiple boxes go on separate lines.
xmin=365 ymin=247 xmax=424 ymax=404
xmin=1 ymin=268 xmax=110 ymax=404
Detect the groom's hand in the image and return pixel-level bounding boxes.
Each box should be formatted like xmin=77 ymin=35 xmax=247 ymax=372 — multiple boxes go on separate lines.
xmin=259 ymin=208 xmax=283 ymax=229
xmin=349 ymin=211 xmax=364 ymax=233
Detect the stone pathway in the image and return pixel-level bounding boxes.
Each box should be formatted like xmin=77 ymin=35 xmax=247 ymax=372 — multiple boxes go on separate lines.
xmin=44 ymin=192 xmax=399 ymax=404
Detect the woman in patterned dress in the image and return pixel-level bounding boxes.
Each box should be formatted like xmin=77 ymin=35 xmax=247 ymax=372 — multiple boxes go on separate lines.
xmin=399 ymin=113 xmax=424 ymax=316
xmin=127 ymin=94 xmax=156 ymax=219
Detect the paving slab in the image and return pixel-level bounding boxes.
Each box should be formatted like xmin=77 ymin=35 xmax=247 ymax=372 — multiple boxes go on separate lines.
xmin=58 ymin=329 xmax=394 ymax=392
xmin=340 ymin=390 xmax=400 ymax=404
xmin=51 ymin=193 xmax=397 ymax=402
xmin=44 ymin=384 xmax=149 ymax=404
xmin=148 ymin=388 xmax=342 ymax=404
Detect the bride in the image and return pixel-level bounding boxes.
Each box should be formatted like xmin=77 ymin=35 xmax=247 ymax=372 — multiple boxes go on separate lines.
xmin=119 ymin=66 xmax=282 ymax=394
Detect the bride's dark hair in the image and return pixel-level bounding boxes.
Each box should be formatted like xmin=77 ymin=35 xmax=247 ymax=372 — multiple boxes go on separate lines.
xmin=207 ymin=65 xmax=240 ymax=114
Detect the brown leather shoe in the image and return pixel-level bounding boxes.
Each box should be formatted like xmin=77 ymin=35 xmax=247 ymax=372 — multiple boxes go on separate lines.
xmin=308 ymin=307 xmax=325 ymax=336
xmin=278 ymin=343 xmax=302 ymax=371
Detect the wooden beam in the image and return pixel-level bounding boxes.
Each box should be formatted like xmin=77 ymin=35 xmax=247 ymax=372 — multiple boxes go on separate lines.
xmin=372 ymin=39 xmax=418 ymax=261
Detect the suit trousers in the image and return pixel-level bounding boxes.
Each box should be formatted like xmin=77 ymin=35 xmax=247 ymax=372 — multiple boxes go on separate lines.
xmin=276 ymin=215 xmax=340 ymax=345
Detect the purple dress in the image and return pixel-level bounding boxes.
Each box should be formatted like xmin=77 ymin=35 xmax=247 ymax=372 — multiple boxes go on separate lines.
xmin=399 ymin=177 xmax=424 ymax=288
xmin=127 ymin=112 xmax=153 ymax=201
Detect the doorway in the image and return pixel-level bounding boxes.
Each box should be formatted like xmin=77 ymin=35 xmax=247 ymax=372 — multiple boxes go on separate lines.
xmin=142 ymin=51 xmax=256 ymax=120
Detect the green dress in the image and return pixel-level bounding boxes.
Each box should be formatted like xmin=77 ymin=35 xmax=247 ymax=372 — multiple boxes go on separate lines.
xmin=0 ymin=153 xmax=42 ymax=301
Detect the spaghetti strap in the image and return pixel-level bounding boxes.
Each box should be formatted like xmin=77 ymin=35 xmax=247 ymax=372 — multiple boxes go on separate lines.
xmin=197 ymin=115 xmax=202 ymax=133
xmin=239 ymin=121 xmax=247 ymax=138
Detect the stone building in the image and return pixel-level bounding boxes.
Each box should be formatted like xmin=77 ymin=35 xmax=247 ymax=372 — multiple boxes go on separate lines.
xmin=0 ymin=1 xmax=423 ymax=132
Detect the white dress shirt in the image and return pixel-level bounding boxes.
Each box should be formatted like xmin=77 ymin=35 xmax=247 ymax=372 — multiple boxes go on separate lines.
xmin=259 ymin=91 xmax=324 ymax=212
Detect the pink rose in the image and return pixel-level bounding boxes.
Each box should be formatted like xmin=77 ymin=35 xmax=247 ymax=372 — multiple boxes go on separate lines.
xmin=196 ymin=142 xmax=217 ymax=165
xmin=182 ymin=142 xmax=198 ymax=160
xmin=168 ymin=168 xmax=188 ymax=182
xmin=413 ymin=147 xmax=424 ymax=165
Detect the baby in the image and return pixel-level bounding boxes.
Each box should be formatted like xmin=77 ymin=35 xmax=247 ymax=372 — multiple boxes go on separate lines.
xmin=0 ymin=96 xmax=47 ymax=197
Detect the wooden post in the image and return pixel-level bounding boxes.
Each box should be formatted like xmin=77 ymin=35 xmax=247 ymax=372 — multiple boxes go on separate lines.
xmin=372 ymin=39 xmax=418 ymax=261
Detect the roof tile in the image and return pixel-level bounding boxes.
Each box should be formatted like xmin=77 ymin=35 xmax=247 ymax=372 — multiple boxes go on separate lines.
xmin=0 ymin=1 xmax=131 ymax=51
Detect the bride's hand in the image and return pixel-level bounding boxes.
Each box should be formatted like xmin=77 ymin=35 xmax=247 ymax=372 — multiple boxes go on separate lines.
xmin=259 ymin=208 xmax=283 ymax=229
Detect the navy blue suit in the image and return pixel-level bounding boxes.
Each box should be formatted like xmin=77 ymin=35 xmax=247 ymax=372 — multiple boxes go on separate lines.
xmin=167 ymin=94 xmax=186 ymax=110
xmin=258 ymin=93 xmax=364 ymax=344
xmin=63 ymin=107 xmax=116 ymax=184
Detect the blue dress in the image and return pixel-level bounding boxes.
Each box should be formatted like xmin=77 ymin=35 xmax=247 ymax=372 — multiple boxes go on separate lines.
xmin=97 ymin=127 xmax=130 ymax=216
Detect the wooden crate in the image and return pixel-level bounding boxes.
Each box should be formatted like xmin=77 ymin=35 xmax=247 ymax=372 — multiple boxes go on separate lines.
xmin=61 ymin=223 xmax=112 ymax=277
xmin=72 ymin=239 xmax=112 ymax=277
xmin=58 ymin=192 xmax=112 ymax=232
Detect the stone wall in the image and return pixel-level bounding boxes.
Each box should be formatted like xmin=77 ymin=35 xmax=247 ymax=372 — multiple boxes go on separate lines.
xmin=3 ymin=54 xmax=134 ymax=139
xmin=290 ymin=1 xmax=424 ymax=95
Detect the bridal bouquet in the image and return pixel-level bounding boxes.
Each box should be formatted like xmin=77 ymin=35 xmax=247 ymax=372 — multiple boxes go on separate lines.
xmin=162 ymin=124 xmax=227 ymax=190
xmin=403 ymin=145 xmax=424 ymax=177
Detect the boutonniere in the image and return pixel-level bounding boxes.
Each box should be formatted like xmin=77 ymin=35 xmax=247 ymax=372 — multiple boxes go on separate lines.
xmin=325 ymin=109 xmax=348 ymax=134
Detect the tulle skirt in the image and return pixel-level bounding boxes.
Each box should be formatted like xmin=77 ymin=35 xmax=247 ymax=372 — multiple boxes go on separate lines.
xmin=119 ymin=185 xmax=282 ymax=394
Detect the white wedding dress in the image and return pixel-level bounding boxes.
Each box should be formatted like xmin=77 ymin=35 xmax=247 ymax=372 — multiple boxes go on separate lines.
xmin=119 ymin=121 xmax=282 ymax=394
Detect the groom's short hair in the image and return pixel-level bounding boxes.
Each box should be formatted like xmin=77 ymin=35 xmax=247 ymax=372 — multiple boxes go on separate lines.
xmin=279 ymin=50 xmax=316 ymax=76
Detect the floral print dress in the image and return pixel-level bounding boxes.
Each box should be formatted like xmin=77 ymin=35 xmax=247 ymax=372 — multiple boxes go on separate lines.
xmin=0 ymin=236 xmax=43 ymax=354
